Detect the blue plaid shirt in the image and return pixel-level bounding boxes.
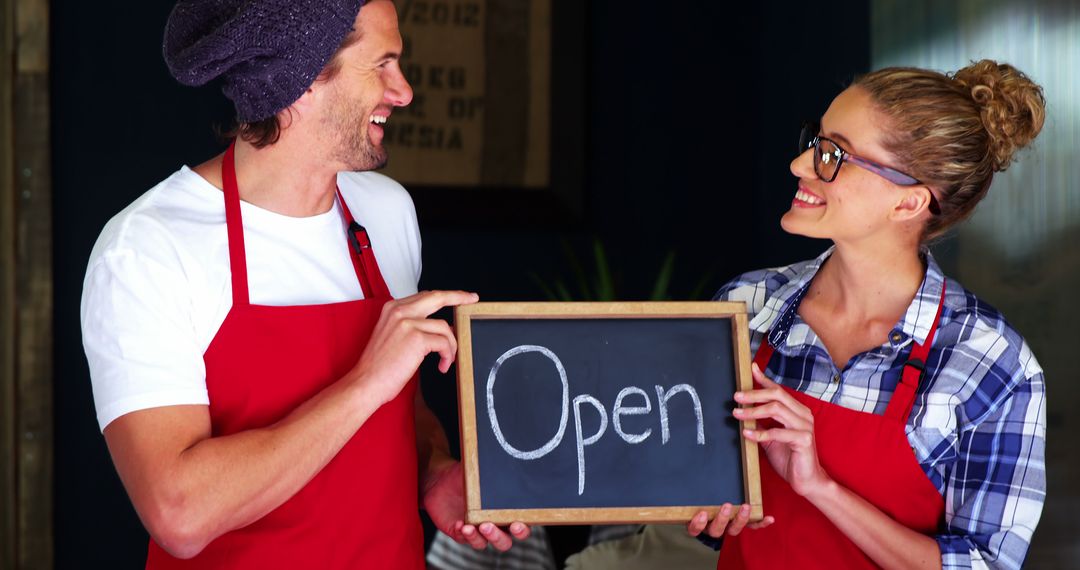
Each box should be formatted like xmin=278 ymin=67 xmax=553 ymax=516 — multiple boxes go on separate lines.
xmin=714 ymin=247 xmax=1046 ymax=570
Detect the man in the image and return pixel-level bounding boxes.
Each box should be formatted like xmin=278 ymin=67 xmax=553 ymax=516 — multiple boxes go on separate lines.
xmin=80 ymin=0 xmax=528 ymax=566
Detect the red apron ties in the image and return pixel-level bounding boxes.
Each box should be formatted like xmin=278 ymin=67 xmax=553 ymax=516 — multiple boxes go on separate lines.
xmin=146 ymin=142 xmax=424 ymax=569
xmin=719 ymin=287 xmax=947 ymax=569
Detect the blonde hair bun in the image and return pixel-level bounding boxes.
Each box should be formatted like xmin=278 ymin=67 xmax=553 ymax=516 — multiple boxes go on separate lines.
xmin=951 ymin=60 xmax=1046 ymax=172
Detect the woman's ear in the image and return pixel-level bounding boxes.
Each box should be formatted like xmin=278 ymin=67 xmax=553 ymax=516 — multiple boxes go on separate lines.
xmin=891 ymin=186 xmax=935 ymax=221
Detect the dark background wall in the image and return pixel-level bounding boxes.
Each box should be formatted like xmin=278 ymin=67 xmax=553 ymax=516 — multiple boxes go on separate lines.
xmin=51 ymin=1 xmax=867 ymax=566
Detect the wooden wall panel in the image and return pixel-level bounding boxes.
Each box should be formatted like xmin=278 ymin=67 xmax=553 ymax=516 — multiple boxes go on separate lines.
xmin=2 ymin=0 xmax=52 ymax=567
xmin=0 ymin=0 xmax=17 ymax=564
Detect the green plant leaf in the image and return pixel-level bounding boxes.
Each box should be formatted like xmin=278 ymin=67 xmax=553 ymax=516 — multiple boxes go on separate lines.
xmin=649 ymin=251 xmax=677 ymax=301
xmin=529 ymin=271 xmax=561 ymax=301
xmin=532 ymin=237 xmax=714 ymax=303
xmin=688 ymin=268 xmax=719 ymax=301
xmin=562 ymin=240 xmax=593 ymax=301
xmin=553 ymin=280 xmax=575 ymax=302
xmin=592 ymin=239 xmax=616 ymax=302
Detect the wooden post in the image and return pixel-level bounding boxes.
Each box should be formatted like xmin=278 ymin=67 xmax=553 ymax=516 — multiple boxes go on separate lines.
xmin=0 ymin=0 xmax=18 ymax=567
xmin=1 ymin=0 xmax=52 ymax=567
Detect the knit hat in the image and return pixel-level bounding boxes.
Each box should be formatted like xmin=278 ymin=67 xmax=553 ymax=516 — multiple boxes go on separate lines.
xmin=163 ymin=0 xmax=366 ymax=123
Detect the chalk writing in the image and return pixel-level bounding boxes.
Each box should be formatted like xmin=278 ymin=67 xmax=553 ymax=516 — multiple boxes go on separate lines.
xmin=486 ymin=344 xmax=707 ymax=495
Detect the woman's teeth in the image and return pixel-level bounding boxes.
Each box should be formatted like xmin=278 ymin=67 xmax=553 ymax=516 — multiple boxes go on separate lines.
xmin=796 ymin=190 xmax=824 ymax=205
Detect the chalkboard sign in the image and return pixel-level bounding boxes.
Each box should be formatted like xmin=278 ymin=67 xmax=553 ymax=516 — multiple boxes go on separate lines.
xmin=455 ymin=302 xmax=762 ymax=525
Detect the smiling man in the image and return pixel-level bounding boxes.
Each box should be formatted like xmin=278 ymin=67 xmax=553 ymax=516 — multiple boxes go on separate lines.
xmin=80 ymin=0 xmax=528 ymax=567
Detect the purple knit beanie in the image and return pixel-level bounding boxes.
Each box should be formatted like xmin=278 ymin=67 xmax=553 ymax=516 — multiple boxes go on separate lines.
xmin=164 ymin=0 xmax=366 ymax=123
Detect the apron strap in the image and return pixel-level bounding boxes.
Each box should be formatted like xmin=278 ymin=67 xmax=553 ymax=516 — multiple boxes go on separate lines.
xmin=222 ymin=141 xmax=250 ymax=307
xmin=884 ymin=284 xmax=947 ymax=424
xmin=335 ymin=187 xmax=392 ymax=300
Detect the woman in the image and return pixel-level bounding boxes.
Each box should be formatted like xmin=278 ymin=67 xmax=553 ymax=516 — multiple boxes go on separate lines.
xmin=688 ymin=60 xmax=1047 ymax=569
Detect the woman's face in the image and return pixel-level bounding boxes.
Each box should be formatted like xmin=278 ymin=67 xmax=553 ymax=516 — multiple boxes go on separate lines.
xmin=781 ymin=86 xmax=917 ymax=244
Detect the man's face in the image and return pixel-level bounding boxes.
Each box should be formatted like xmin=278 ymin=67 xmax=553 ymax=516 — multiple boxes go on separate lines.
xmin=320 ymin=0 xmax=412 ymax=171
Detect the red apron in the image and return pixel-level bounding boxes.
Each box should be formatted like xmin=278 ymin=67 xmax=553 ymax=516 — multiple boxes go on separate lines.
xmin=146 ymin=143 xmax=424 ymax=569
xmin=719 ymin=288 xmax=947 ymax=569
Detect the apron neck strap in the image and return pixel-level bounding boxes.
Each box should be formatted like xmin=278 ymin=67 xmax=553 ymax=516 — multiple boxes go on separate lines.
xmin=883 ymin=284 xmax=947 ymax=424
xmin=222 ymin=141 xmax=250 ymax=306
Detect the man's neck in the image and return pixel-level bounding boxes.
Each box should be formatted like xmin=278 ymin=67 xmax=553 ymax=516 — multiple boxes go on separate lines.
xmin=193 ymin=135 xmax=343 ymax=218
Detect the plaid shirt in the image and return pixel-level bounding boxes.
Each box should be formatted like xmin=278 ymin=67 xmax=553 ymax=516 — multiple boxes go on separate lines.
xmin=714 ymin=247 xmax=1046 ymax=570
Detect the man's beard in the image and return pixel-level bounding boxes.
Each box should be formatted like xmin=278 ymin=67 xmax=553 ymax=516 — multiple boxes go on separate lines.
xmin=326 ymin=96 xmax=388 ymax=172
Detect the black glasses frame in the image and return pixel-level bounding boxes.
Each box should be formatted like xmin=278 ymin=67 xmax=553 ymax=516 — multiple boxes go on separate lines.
xmin=798 ymin=122 xmax=941 ymax=215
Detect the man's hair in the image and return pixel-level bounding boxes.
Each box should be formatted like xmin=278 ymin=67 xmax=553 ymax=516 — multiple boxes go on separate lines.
xmin=222 ymin=27 xmax=364 ymax=147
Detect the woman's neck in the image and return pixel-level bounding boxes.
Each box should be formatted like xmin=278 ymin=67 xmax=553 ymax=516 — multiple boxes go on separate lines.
xmin=809 ymin=240 xmax=926 ymax=324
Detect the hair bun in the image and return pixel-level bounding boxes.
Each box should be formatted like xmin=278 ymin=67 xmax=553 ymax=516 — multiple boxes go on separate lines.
xmin=951 ymin=60 xmax=1046 ymax=171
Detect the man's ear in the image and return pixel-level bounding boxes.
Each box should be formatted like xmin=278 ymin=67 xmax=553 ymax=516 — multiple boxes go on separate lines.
xmin=291 ymin=85 xmax=318 ymax=114
xmin=891 ymin=186 xmax=935 ymax=221
xmin=280 ymin=82 xmax=324 ymax=128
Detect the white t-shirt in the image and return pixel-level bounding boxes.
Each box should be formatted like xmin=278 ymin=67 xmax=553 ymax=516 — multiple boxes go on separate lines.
xmin=81 ymin=166 xmax=422 ymax=431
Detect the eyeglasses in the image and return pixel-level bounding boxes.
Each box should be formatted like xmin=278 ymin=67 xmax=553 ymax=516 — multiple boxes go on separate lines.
xmin=798 ymin=122 xmax=941 ymax=215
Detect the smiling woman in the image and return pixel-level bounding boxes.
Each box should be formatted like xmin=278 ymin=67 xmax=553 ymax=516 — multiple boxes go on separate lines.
xmin=690 ymin=60 xmax=1049 ymax=570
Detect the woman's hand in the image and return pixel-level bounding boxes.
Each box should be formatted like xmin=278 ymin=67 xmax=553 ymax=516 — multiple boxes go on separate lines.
xmin=734 ymin=363 xmax=832 ymax=498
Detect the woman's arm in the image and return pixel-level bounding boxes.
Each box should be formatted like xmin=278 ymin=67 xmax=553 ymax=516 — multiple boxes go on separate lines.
xmin=800 ymin=477 xmax=942 ymax=569
xmin=933 ymin=367 xmax=1046 ymax=569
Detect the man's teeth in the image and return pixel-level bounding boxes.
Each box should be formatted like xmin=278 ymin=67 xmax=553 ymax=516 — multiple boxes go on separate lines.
xmin=796 ymin=190 xmax=824 ymax=205
xmin=370 ymin=115 xmax=387 ymax=124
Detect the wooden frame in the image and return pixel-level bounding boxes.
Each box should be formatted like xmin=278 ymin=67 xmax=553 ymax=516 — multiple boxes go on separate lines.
xmin=454 ymin=301 xmax=762 ymax=525
xmin=1 ymin=0 xmax=52 ymax=566
xmin=0 ymin=0 xmax=13 ymax=562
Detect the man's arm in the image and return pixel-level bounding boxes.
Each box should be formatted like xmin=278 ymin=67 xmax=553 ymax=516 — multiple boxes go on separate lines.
xmin=414 ymin=376 xmax=531 ymax=551
xmin=106 ymin=379 xmax=382 ymax=558
xmin=415 ymin=387 xmax=456 ymax=492
xmin=104 ymin=291 xmax=476 ymax=559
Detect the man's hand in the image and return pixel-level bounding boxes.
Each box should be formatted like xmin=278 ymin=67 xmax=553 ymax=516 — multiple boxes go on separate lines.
xmin=686 ymin=504 xmax=774 ymax=539
xmin=422 ymin=461 xmax=531 ymax=551
xmin=350 ymin=290 xmax=478 ymax=407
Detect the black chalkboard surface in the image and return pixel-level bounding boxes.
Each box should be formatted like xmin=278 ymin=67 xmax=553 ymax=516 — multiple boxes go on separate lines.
xmin=455 ymin=302 xmax=762 ymax=525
